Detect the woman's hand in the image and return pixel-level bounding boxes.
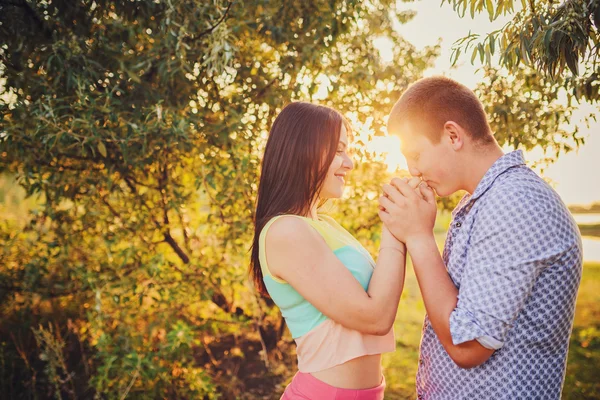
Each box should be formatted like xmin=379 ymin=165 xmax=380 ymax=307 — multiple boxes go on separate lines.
xmin=380 ymin=223 xmax=405 ymax=253
xmin=378 ymin=177 xmax=421 ymax=254
xmin=378 ymin=177 xmax=422 ymax=213
xmin=378 ymin=177 xmax=430 ymax=249
xmin=378 ymin=177 xmax=437 ymax=246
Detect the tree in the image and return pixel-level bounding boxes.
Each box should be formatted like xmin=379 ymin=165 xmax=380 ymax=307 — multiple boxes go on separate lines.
xmin=0 ymin=0 xmax=438 ymax=397
xmin=444 ymin=0 xmax=600 ymax=103
xmin=475 ymin=66 xmax=587 ymax=162
xmin=0 ymin=0 xmax=587 ymax=397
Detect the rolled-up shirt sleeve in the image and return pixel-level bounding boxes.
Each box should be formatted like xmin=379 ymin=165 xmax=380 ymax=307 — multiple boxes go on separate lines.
xmin=449 ymin=187 xmax=567 ymax=349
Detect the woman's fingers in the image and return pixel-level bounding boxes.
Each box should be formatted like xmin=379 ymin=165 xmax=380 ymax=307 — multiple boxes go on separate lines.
xmin=382 ymin=183 xmax=405 ymax=205
xmin=379 ymin=194 xmax=397 ymax=212
xmin=378 ymin=209 xmax=389 ymax=224
xmin=407 ymin=177 xmax=421 ymax=190
xmin=390 ymin=177 xmax=419 ymax=200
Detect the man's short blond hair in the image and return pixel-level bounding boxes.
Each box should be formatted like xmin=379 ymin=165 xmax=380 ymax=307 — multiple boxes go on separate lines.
xmin=388 ymin=76 xmax=495 ymax=145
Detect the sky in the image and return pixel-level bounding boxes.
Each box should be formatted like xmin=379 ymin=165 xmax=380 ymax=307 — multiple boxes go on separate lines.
xmin=372 ymin=0 xmax=599 ymax=206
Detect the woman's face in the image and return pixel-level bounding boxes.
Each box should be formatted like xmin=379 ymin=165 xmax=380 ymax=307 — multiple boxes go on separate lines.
xmin=319 ymin=124 xmax=354 ymax=199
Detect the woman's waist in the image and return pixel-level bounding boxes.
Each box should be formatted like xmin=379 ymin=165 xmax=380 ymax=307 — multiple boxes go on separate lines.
xmin=309 ymin=354 xmax=383 ymax=389
xmin=294 ymin=319 xmax=395 ymax=374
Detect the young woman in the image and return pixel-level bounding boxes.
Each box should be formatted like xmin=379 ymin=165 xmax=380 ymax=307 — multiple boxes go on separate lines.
xmin=250 ymin=102 xmax=407 ymax=399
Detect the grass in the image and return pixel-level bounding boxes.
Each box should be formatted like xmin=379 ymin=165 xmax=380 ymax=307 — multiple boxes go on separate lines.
xmin=563 ymin=261 xmax=600 ymax=399
xmin=579 ymin=224 xmax=600 ymax=237
xmin=382 ymin=233 xmax=444 ymax=399
xmin=381 ymin=262 xmax=426 ymax=399
xmin=382 ymin=236 xmax=600 ymax=399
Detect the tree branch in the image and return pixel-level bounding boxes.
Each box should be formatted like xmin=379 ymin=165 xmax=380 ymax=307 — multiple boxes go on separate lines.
xmin=0 ymin=284 xmax=81 ymax=299
xmin=163 ymin=232 xmax=190 ymax=264
xmin=188 ymin=1 xmax=233 ymax=42
xmin=157 ymin=154 xmax=191 ymax=264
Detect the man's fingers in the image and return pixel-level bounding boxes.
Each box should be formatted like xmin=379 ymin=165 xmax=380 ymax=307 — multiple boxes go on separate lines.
xmin=419 ymin=184 xmax=436 ymax=205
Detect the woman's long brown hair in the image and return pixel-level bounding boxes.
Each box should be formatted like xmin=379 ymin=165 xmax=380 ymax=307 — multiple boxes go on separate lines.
xmin=250 ymin=102 xmax=349 ymax=296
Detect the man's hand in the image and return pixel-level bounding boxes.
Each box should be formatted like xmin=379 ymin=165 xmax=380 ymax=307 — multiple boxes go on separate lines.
xmin=378 ymin=178 xmax=495 ymax=369
xmin=378 ymin=177 xmax=437 ymax=246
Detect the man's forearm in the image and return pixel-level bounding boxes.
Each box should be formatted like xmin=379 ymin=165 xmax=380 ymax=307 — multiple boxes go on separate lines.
xmin=407 ymin=234 xmax=495 ymax=368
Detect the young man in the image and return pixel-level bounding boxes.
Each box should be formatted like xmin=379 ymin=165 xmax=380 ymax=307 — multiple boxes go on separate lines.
xmin=379 ymin=76 xmax=583 ymax=399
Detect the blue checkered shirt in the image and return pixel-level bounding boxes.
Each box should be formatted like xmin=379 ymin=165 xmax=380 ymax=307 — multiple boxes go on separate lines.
xmin=415 ymin=150 xmax=583 ymax=399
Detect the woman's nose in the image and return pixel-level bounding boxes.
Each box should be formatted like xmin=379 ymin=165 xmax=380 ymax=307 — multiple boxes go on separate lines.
xmin=344 ymin=154 xmax=354 ymax=171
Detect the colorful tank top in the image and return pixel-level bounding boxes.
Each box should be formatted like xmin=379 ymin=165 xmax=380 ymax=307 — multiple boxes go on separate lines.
xmin=258 ymin=214 xmax=395 ymax=373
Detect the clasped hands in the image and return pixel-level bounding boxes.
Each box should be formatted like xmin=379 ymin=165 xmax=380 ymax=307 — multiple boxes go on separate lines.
xmin=378 ymin=177 xmax=437 ymax=248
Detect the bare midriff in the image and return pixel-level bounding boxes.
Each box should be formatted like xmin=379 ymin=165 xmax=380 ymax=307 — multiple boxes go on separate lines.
xmin=309 ymin=354 xmax=383 ymax=389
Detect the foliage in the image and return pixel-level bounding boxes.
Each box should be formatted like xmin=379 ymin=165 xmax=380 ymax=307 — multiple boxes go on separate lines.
xmin=475 ymin=66 xmax=589 ymax=161
xmin=578 ymin=223 xmax=600 ymax=237
xmin=570 ymin=201 xmax=600 ymax=213
xmin=445 ymin=0 xmax=600 ymax=103
xmin=0 ymin=0 xmax=437 ymax=397
xmin=0 ymin=0 xmax=595 ymax=397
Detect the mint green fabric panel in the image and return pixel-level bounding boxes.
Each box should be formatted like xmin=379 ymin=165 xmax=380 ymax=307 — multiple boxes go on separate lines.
xmin=263 ymin=275 xmax=328 ymax=338
xmin=333 ymin=246 xmax=374 ymax=290
xmin=263 ymin=245 xmax=374 ymax=339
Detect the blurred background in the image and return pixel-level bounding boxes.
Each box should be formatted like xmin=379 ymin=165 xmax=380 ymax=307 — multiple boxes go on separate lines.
xmin=0 ymin=0 xmax=598 ymax=398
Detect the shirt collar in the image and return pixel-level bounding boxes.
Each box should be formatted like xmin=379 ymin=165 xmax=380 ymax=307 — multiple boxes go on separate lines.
xmin=464 ymin=150 xmax=526 ymax=203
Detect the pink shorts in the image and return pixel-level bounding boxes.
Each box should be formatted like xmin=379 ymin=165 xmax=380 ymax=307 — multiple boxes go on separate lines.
xmin=280 ymin=372 xmax=386 ymax=400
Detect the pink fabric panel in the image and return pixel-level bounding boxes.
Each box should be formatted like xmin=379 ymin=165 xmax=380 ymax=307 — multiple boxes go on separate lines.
xmin=295 ymin=319 xmax=395 ymax=373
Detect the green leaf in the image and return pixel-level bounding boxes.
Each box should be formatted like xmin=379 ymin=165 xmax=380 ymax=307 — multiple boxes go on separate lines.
xmin=98 ymin=141 xmax=107 ymax=158
xmin=565 ymin=50 xmax=579 ymax=76
xmin=544 ymin=29 xmax=553 ymax=53
xmin=486 ymin=0 xmax=494 ymax=21
xmin=520 ymin=42 xmax=528 ymax=63
xmin=478 ymin=43 xmax=485 ymax=63
xmin=454 ymin=48 xmax=461 ymax=66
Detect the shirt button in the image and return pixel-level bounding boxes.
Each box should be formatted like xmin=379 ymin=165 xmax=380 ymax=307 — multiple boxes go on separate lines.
xmin=455 ymin=222 xmax=462 ymax=227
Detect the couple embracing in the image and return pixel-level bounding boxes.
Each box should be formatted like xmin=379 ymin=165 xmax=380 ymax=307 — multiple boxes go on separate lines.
xmin=249 ymin=77 xmax=582 ymax=400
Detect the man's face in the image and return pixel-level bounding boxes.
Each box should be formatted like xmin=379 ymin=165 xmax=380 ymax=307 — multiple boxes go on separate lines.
xmin=396 ymin=120 xmax=461 ymax=197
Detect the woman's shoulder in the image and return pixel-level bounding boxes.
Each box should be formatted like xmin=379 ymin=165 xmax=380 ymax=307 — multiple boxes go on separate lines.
xmin=261 ymin=215 xmax=321 ymax=245
xmin=261 ymin=215 xmax=331 ymax=279
xmin=266 ymin=214 xmax=311 ymax=234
